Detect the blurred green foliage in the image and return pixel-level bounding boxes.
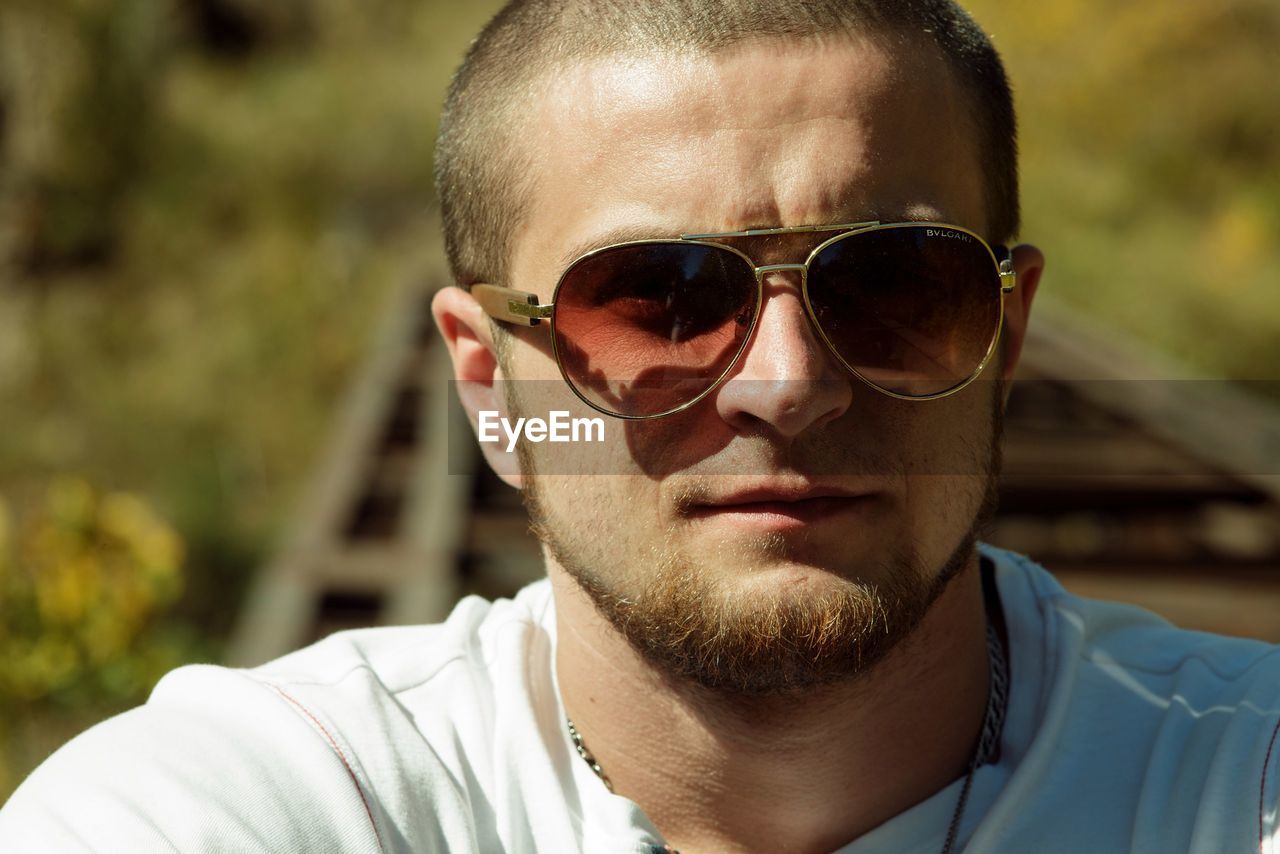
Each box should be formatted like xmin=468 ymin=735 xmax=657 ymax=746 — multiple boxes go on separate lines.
xmin=0 ymin=0 xmax=168 ymax=269
xmin=967 ymin=0 xmax=1280 ymax=377
xmin=0 ymin=0 xmax=501 ymax=625
xmin=0 ymin=478 xmax=202 ymax=795
xmin=0 ymin=479 xmax=183 ymax=701
xmin=0 ymin=0 xmax=502 ymax=798
xmin=0 ymin=0 xmax=1277 ymax=800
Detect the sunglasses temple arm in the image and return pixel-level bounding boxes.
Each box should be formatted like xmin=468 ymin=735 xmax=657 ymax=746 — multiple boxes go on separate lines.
xmin=472 ymin=284 xmax=554 ymax=326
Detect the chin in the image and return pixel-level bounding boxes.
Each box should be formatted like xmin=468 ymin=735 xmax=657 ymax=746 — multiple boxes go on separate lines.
xmin=688 ymin=533 xmax=904 ymax=586
xmin=742 ymin=558 xmax=865 ymax=583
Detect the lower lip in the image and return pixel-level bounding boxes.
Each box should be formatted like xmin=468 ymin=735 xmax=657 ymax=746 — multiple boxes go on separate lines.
xmin=688 ymin=496 xmax=873 ymax=530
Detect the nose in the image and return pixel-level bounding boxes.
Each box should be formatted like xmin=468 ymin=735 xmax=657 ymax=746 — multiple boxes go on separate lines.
xmin=714 ymin=269 xmax=853 ymax=437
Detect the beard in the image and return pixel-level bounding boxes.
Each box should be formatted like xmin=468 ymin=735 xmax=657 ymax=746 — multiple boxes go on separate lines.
xmin=513 ymin=379 xmax=1005 ymax=699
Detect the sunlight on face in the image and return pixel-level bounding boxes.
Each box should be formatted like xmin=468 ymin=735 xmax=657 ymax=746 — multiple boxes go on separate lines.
xmin=505 ymin=35 xmax=1001 ymax=694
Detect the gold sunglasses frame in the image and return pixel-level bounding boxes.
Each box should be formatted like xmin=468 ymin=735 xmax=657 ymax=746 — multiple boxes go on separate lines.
xmin=472 ymin=220 xmax=1017 ymax=420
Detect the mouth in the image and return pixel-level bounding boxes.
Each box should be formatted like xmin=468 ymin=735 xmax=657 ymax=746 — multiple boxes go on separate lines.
xmin=684 ymin=484 xmax=877 ymax=528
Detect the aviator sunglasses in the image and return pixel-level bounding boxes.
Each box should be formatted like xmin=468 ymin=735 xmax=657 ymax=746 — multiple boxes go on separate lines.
xmin=474 ymin=220 xmax=1018 ymax=420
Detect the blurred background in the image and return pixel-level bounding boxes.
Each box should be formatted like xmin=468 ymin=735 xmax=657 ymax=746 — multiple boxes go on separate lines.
xmin=0 ymin=0 xmax=1277 ymax=799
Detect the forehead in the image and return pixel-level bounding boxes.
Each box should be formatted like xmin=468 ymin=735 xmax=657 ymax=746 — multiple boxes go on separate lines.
xmin=510 ymin=35 xmax=985 ymax=292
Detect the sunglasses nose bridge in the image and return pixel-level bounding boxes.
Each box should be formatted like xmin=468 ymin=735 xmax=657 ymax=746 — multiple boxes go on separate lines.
xmin=752 ymin=262 xmax=808 ymax=284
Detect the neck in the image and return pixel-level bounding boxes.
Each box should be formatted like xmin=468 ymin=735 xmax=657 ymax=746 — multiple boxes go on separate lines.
xmin=552 ymin=550 xmax=991 ymax=854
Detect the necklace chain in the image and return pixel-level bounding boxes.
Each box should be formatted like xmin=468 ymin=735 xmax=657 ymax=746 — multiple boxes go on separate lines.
xmin=566 ymin=607 xmax=1009 ymax=854
xmin=566 ymin=718 xmax=614 ymax=793
xmin=940 ymin=618 xmax=1010 ymax=854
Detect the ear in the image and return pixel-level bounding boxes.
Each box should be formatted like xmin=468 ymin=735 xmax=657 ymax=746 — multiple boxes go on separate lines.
xmin=999 ymin=244 xmax=1044 ymax=405
xmin=431 ymin=285 xmax=524 ymax=489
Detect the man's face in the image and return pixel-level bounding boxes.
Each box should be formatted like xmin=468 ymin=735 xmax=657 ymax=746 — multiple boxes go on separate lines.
xmin=500 ymin=34 xmax=1002 ymax=694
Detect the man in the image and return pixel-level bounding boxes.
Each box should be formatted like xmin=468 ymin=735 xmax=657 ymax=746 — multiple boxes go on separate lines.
xmin=4 ymin=1 xmax=1279 ymax=852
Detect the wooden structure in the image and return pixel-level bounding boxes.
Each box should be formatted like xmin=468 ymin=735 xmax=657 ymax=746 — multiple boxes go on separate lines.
xmin=227 ymin=285 xmax=1280 ymax=666
xmin=993 ymin=299 xmax=1280 ymax=638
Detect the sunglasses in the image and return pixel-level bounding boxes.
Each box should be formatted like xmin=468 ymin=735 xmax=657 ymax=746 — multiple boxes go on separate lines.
xmin=473 ymin=220 xmax=1017 ymax=420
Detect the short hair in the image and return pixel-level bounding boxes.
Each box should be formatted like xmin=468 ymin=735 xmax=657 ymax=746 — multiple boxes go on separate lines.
xmin=435 ymin=0 xmax=1018 ymax=291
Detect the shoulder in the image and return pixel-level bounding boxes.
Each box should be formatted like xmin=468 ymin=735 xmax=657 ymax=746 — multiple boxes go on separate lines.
xmin=255 ymin=579 xmax=555 ymax=696
xmin=980 ymin=544 xmax=1280 ymax=852
xmin=986 ymin=543 xmax=1280 ymax=697
xmin=0 ymin=665 xmax=392 ymax=852
xmin=0 ymin=580 xmax=557 ymax=853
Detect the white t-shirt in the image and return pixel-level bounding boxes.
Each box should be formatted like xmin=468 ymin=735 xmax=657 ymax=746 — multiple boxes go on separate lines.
xmin=4 ymin=544 xmax=1280 ymax=853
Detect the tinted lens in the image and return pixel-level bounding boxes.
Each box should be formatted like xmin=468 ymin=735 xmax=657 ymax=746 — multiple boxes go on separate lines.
xmin=806 ymin=225 xmax=1002 ymax=397
xmin=553 ymin=243 xmax=757 ymax=417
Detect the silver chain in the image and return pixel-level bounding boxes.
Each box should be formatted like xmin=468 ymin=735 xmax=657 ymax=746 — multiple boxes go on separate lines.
xmin=566 ymin=717 xmax=613 ymax=793
xmin=940 ymin=618 xmax=1009 ymax=854
xmin=567 ymin=602 xmax=1009 ymax=854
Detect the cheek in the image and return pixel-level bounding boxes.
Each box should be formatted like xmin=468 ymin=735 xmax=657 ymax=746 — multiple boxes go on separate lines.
xmin=624 ymin=407 xmax=737 ymax=478
xmin=890 ymin=389 xmax=998 ymax=552
xmin=890 ymin=383 xmax=998 ymax=476
xmin=526 ymin=470 xmax=674 ymax=586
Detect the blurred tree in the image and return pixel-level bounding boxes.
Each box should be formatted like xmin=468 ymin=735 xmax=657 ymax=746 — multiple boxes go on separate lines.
xmin=0 ymin=478 xmax=202 ymax=797
xmin=0 ymin=0 xmax=173 ymax=275
xmin=180 ymin=0 xmax=306 ymax=56
xmin=0 ymin=478 xmax=191 ymax=705
xmin=967 ymin=0 xmax=1280 ymax=382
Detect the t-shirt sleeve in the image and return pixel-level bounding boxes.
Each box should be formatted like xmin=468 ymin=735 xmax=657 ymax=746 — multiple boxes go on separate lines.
xmin=0 ymin=665 xmax=386 ymax=853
